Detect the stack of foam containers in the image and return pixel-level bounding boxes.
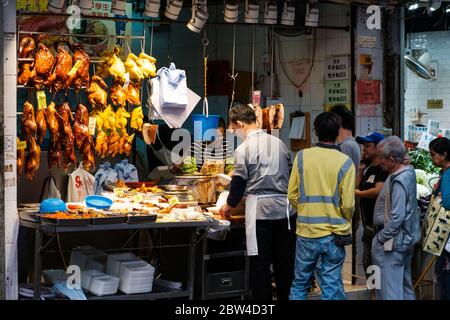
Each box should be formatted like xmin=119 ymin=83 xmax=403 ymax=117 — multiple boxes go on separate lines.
xmin=70 ymin=246 xmax=107 ymax=271
xmin=106 ymin=252 xmax=141 ymax=277
xmin=118 ymin=260 xmax=155 ymax=294
xmin=81 ymin=270 xmax=120 ymax=297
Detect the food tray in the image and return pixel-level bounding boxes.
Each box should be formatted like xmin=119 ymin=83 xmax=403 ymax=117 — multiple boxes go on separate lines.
xmin=91 ymin=215 xmax=127 ymax=225
xmin=19 ymin=211 xmax=39 ymax=222
xmin=40 ymin=216 xmax=91 ymax=226
xmin=127 ymin=213 xmax=158 ymax=224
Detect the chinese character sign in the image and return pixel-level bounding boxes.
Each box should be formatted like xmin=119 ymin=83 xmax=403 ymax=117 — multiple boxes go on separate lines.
xmin=357 ymin=80 xmax=381 ymax=105
xmin=326 ymin=56 xmax=350 ymax=81
xmin=325 ymin=80 xmax=351 ymax=106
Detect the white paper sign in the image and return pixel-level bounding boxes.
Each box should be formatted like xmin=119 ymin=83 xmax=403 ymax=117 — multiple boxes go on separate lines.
xmin=417 ymin=132 xmax=436 ymax=151
xmin=326 ymin=56 xmax=350 ymax=81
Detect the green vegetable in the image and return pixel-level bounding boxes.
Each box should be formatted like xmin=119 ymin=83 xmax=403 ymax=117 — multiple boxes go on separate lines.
xmin=408 ymin=149 xmax=440 ymax=174
xmin=225 ymin=157 xmax=234 ymax=174
xmin=181 ymin=156 xmax=198 ymax=174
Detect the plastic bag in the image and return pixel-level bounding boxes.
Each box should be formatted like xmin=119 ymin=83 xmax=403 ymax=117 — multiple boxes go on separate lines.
xmin=114 ymin=159 xmax=139 ymax=182
xmin=93 ymin=162 xmax=118 ymax=195
xmin=157 ymin=63 xmax=188 ymax=108
xmin=67 ymin=165 xmax=95 ymax=202
xmin=40 ymin=176 xmax=61 ymax=201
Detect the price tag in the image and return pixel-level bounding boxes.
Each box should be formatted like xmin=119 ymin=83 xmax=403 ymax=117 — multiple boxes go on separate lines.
xmin=36 ymin=90 xmax=47 ymax=110
xmin=123 ymin=73 xmax=130 ymax=90
xmin=88 ymin=117 xmax=96 ymax=136
xmin=68 ymin=60 xmax=83 ymax=78
xmin=17 ymin=140 xmax=27 ymax=150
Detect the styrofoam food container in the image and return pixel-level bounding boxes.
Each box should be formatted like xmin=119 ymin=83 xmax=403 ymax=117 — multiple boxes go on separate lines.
xmin=106 ymin=252 xmax=141 ymax=277
xmin=89 ymin=275 xmax=120 ymax=296
xmin=81 ymin=270 xmax=105 ymax=290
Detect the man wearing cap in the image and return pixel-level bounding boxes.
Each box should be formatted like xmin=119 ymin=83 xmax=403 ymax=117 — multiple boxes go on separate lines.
xmin=355 ymin=132 xmax=388 ymax=277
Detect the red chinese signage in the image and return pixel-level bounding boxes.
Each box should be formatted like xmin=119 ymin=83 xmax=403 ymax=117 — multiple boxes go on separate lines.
xmin=357 ymin=80 xmax=381 ymax=105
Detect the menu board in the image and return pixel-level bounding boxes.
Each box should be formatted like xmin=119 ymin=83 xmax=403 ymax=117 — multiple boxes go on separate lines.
xmin=326 ymin=56 xmax=350 ymax=81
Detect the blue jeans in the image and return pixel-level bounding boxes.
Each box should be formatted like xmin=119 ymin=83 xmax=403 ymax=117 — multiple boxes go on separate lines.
xmin=436 ymin=250 xmax=450 ymax=300
xmin=289 ymin=235 xmax=347 ymax=300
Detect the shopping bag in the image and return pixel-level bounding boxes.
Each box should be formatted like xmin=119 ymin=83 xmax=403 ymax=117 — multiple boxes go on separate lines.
xmin=114 ymin=159 xmax=139 ymax=182
xmin=423 ymin=196 xmax=450 ymax=256
xmin=157 ymin=63 xmax=188 ymax=108
xmin=40 ymin=176 xmax=61 ymax=201
xmin=67 ymin=165 xmax=95 ymax=202
xmin=93 ymin=162 xmax=118 ymax=195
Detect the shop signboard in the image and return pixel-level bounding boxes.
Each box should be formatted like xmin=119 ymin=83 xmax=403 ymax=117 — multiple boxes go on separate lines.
xmin=357 ymin=80 xmax=381 ymax=105
xmin=427 ymin=99 xmax=444 ymax=109
xmin=325 ymin=80 xmax=351 ymax=108
xmin=325 ymin=55 xmax=350 ymax=81
xmin=17 ymin=0 xmax=48 ymax=11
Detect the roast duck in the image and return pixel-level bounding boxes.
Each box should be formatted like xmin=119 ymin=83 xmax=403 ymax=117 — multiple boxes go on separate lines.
xmin=88 ymin=75 xmax=108 ymax=109
xmin=126 ymin=82 xmax=141 ymax=106
xmin=17 ymin=37 xmax=36 ymax=86
xmin=110 ymin=82 xmax=127 ymax=107
xmin=66 ymin=44 xmax=90 ymax=92
xmin=58 ymin=103 xmax=77 ymax=170
xmin=74 ymin=104 xmax=95 ymax=171
xmin=46 ymin=102 xmax=62 ymax=168
xmin=260 ymin=104 xmax=285 ymax=133
xmin=21 ymin=102 xmax=41 ymax=180
xmin=47 ymin=39 xmax=73 ymax=93
xmin=30 ymin=38 xmax=56 ymax=90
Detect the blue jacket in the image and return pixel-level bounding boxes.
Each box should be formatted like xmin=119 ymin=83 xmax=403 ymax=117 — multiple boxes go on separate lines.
xmin=378 ymin=166 xmax=421 ymax=252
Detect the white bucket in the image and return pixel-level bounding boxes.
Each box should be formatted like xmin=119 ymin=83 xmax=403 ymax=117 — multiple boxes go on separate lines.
xmin=245 ymin=3 xmax=259 ymax=24
xmin=111 ymin=0 xmax=127 ymax=15
xmin=164 ymin=0 xmax=183 ymax=20
xmin=79 ymin=0 xmax=93 ymax=15
xmin=187 ymin=8 xmax=209 ymax=33
xmin=263 ymin=4 xmax=277 ymax=25
xmin=144 ymin=0 xmax=161 ymax=18
xmin=281 ymin=3 xmax=295 ymax=26
xmin=48 ymin=0 xmax=66 ymax=13
xmin=224 ymin=3 xmax=239 ymax=23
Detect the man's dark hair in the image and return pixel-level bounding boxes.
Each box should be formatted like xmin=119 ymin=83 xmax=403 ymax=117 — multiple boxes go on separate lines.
xmin=430 ymin=137 xmax=450 ymax=161
xmin=314 ymin=112 xmax=342 ymax=143
xmin=229 ymin=103 xmax=256 ymax=124
xmin=331 ymin=105 xmax=354 ymax=131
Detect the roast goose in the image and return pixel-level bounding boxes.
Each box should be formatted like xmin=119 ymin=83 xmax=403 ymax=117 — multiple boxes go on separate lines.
xmin=74 ymin=104 xmax=95 ymax=171
xmin=17 ymin=37 xmax=36 ymax=86
xmin=31 ymin=37 xmax=56 ymax=90
xmin=21 ymin=102 xmax=41 ymax=180
xmin=58 ymin=103 xmax=77 ymax=170
xmin=261 ymin=104 xmax=285 ymax=133
xmin=66 ymin=43 xmax=90 ymax=92
xmin=46 ymin=102 xmax=62 ymax=168
xmin=47 ymin=39 xmax=73 ymax=93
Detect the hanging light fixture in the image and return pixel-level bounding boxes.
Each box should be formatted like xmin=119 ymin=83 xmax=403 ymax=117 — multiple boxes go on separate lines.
xmin=144 ymin=0 xmax=161 ymax=18
xmin=165 ymin=0 xmax=184 ymax=20
xmin=263 ymin=0 xmax=277 ymax=25
xmin=245 ymin=0 xmax=259 ymax=24
xmin=111 ymin=0 xmax=127 ymax=15
xmin=281 ymin=1 xmax=295 ymax=26
xmin=187 ymin=0 xmax=209 ymax=33
xmin=48 ymin=0 xmax=66 ymax=13
xmin=224 ymin=0 xmax=239 ymax=23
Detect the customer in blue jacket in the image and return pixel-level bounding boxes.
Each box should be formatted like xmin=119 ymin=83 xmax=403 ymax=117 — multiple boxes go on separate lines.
xmin=429 ymin=137 xmax=450 ymax=300
xmin=371 ymin=136 xmax=421 ymax=300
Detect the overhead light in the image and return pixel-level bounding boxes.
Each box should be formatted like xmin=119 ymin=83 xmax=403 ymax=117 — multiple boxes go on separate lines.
xmin=144 ymin=0 xmax=161 ymax=18
xmin=408 ymin=3 xmax=419 ymax=10
xmin=245 ymin=0 xmax=259 ymax=24
xmin=224 ymin=0 xmax=239 ymax=23
xmin=281 ymin=1 xmax=295 ymax=26
xmin=165 ymin=0 xmax=183 ymax=20
xmin=111 ymin=0 xmax=127 ymax=15
xmin=187 ymin=0 xmax=209 ymax=33
xmin=404 ymin=51 xmax=438 ymax=80
xmin=48 ymin=0 xmax=66 ymax=13
xmin=263 ymin=1 xmax=277 ymax=25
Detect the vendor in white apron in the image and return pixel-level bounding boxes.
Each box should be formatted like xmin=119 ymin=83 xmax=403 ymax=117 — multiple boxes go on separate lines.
xmin=219 ymin=103 xmax=296 ymax=300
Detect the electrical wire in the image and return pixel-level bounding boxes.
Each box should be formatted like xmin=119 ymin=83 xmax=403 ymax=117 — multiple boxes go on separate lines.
xmin=56 ymin=234 xmax=68 ymax=270
xmin=275 ymin=28 xmax=317 ymax=89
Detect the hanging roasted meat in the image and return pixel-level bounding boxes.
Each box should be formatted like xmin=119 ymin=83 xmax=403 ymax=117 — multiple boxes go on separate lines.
xmin=261 ymin=104 xmax=285 ymax=133
xmin=87 ymin=75 xmax=108 ymax=109
xmin=107 ymin=130 xmax=121 ymax=158
xmin=31 ymin=41 xmax=56 ymax=90
xmin=46 ymin=102 xmax=62 ymax=168
xmin=25 ymin=139 xmax=41 ymax=181
xmin=67 ymin=44 xmax=90 ymax=92
xmin=35 ymin=108 xmax=47 ymax=144
xmin=124 ymin=53 xmax=144 ymax=82
xmin=47 ymin=40 xmax=73 ymax=93
xmin=125 ymin=82 xmax=141 ymax=106
xmin=74 ymin=104 xmax=95 ymax=171
xmin=110 ymin=82 xmax=127 ymax=107
xmin=138 ymin=52 xmax=157 ymax=78
xmin=17 ymin=37 xmax=36 ymax=86
xmin=58 ymin=103 xmax=77 ymax=170
xmin=22 ymin=101 xmax=37 ymax=142
xmin=95 ymin=130 xmax=108 ymax=158
xmin=17 ymin=137 xmax=26 ymax=176
xmin=119 ymin=128 xmax=133 ymax=156
xmin=21 ymin=102 xmax=41 ymax=180
xmin=108 ymin=47 xmax=126 ymax=84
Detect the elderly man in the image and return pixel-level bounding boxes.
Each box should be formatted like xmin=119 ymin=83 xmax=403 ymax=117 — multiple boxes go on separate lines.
xmin=371 ymin=136 xmax=421 ymax=300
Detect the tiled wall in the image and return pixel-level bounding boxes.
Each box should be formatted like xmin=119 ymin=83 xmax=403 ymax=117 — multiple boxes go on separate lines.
xmin=404 ymin=31 xmax=450 ymax=135
xmin=150 ymin=2 xmax=351 ymax=149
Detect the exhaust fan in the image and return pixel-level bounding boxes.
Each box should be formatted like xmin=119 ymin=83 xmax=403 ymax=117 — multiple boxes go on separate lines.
xmin=404 ymin=51 xmax=438 ymax=80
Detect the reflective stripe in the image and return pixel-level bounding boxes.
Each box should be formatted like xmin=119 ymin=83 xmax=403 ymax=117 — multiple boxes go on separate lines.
xmin=297 ymin=216 xmax=348 ymax=225
xmin=297 ymin=150 xmax=354 ymax=208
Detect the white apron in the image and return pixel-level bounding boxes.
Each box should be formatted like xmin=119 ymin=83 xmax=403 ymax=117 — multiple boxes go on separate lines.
xmin=245 ymin=194 xmax=292 ymax=256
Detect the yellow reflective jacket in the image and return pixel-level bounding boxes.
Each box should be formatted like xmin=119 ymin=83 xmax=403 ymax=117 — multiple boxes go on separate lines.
xmin=288 ymin=146 xmax=356 ymax=238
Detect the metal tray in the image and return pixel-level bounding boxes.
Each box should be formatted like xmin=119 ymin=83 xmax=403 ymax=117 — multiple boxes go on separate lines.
xmin=127 ymin=213 xmax=158 ymax=224
xmin=91 ymin=215 xmax=127 ymax=225
xmin=40 ymin=217 xmax=91 ymax=226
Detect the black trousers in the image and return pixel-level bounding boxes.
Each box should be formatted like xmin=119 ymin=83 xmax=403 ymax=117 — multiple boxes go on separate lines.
xmin=249 ymin=215 xmax=297 ymax=300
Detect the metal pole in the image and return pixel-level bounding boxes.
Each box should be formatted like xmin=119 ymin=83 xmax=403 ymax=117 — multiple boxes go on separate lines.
xmin=33 ymin=229 xmax=42 ymax=300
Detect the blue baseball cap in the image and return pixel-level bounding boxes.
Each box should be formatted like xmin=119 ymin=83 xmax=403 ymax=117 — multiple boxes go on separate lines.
xmin=356 ymin=132 xmax=385 ymax=144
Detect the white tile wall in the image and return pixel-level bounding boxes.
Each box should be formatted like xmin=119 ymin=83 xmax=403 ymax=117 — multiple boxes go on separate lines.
xmin=405 ymin=31 xmax=450 ymax=134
